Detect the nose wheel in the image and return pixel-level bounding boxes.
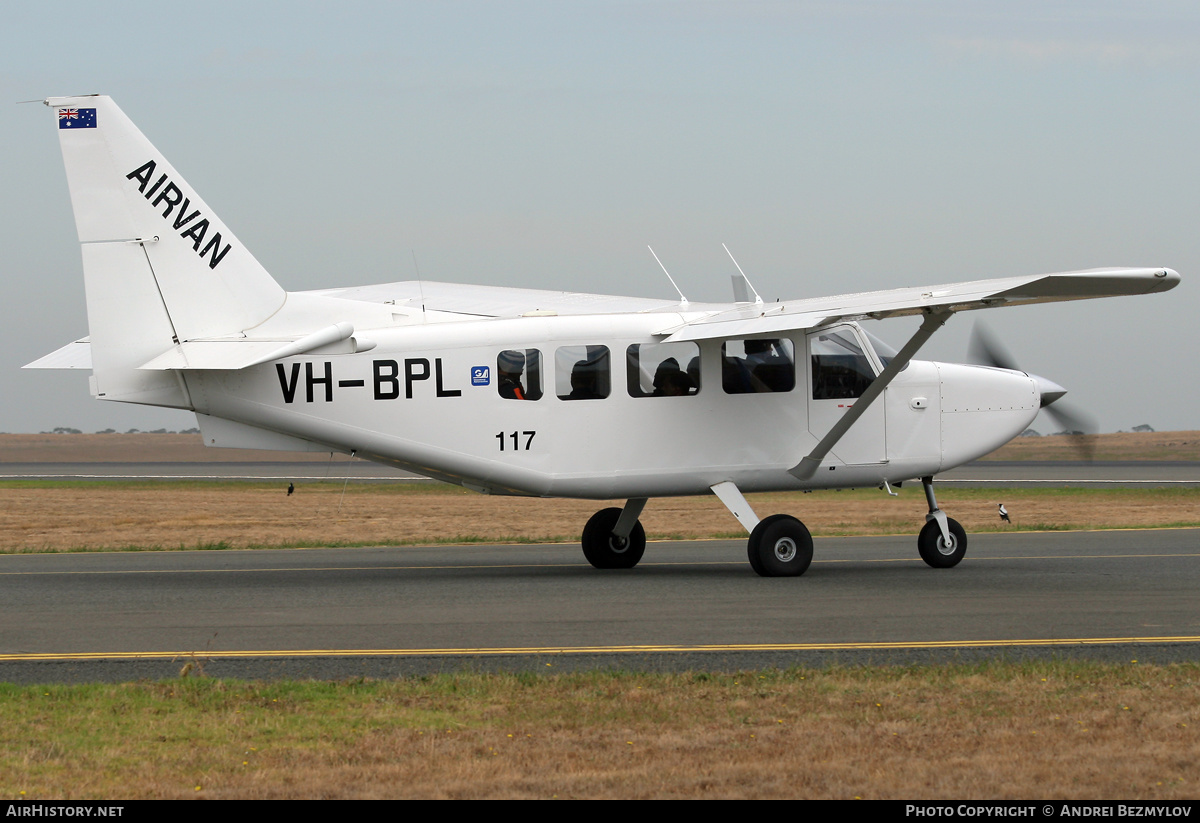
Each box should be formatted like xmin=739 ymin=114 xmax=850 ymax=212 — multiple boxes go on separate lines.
xmin=918 ymin=475 xmax=967 ymax=568
xmin=917 ymin=517 xmax=967 ymax=567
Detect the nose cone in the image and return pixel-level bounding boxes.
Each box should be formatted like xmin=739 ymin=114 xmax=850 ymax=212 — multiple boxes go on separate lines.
xmin=1031 ymin=373 xmax=1067 ymax=408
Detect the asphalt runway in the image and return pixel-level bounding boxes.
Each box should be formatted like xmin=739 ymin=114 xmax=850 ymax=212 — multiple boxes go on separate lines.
xmin=2 ymin=528 xmax=1198 ymax=682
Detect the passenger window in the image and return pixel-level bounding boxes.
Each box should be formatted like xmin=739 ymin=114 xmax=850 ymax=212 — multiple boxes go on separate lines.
xmin=496 ymin=349 xmax=542 ymax=400
xmin=810 ymin=329 xmax=876 ymax=399
xmin=627 ymin=343 xmax=700 ymax=397
xmin=722 ymin=339 xmax=795 ymax=394
xmin=556 ymin=345 xmax=610 ymax=400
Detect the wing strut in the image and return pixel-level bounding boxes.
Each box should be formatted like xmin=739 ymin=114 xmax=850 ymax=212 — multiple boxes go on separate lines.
xmin=789 ymin=309 xmax=951 ymax=480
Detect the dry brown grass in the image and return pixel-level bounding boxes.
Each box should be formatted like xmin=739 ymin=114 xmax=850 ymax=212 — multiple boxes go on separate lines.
xmin=2 ymin=431 xmax=1197 ymax=553
xmin=0 ymin=433 xmax=328 ymax=463
xmin=3 ymin=429 xmax=1198 ymax=463
xmin=1 ymin=483 xmax=1198 ymax=553
xmin=3 ymin=665 xmax=1197 ymax=799
xmin=985 ymin=430 xmax=1200 ymax=462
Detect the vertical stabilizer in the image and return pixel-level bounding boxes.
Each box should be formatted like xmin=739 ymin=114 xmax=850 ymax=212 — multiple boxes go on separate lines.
xmin=46 ymin=95 xmax=286 ymax=405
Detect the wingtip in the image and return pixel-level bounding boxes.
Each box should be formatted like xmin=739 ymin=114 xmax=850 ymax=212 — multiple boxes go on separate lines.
xmin=1157 ymin=268 xmax=1181 ymax=290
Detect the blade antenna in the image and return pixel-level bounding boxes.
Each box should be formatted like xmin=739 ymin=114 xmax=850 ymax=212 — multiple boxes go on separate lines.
xmin=723 ymin=243 xmax=763 ymax=305
xmin=648 ymin=246 xmax=688 ymax=307
xmin=411 ymin=249 xmax=427 ymax=316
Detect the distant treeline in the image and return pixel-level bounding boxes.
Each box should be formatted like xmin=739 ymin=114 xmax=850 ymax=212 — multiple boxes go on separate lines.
xmin=41 ymin=427 xmax=202 ymax=435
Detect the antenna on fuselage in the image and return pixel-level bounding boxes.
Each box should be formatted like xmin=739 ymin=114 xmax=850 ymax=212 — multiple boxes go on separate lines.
xmin=647 ymin=246 xmax=689 ymax=307
xmin=411 ymin=249 xmax=427 ymax=316
xmin=723 ymin=243 xmax=763 ymax=305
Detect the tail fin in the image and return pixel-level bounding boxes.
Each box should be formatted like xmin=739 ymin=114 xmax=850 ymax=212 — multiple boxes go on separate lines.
xmin=46 ymin=95 xmax=285 ymax=406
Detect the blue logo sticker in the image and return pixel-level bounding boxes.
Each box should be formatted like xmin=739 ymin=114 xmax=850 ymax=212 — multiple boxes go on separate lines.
xmin=471 ymin=366 xmax=490 ymax=386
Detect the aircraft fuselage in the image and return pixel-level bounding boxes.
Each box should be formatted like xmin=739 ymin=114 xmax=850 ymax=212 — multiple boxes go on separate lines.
xmin=188 ymin=314 xmax=1040 ymax=498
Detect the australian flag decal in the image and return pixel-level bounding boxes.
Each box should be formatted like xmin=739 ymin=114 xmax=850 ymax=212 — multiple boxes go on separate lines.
xmin=58 ymin=108 xmax=97 ymax=129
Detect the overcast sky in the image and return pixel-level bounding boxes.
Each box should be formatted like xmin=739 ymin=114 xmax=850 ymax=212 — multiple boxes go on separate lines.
xmin=2 ymin=1 xmax=1196 ymax=434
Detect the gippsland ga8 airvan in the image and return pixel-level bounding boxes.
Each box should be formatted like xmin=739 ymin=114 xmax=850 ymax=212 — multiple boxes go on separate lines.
xmin=29 ymin=95 xmax=1180 ymax=576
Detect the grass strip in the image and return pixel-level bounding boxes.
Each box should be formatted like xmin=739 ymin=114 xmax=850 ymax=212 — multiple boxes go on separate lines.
xmin=2 ymin=661 xmax=1196 ymax=799
xmin=2 ymin=485 xmax=1198 ymax=554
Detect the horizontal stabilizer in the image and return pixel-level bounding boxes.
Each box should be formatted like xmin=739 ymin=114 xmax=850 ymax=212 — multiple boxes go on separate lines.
xmin=138 ymin=323 xmax=367 ymax=370
xmin=24 ymin=337 xmax=92 ymax=370
xmin=139 ymin=341 xmax=302 ymax=370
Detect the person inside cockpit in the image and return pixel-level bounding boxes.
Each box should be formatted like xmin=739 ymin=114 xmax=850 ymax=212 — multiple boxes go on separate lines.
xmin=497 ymin=350 xmax=527 ymax=400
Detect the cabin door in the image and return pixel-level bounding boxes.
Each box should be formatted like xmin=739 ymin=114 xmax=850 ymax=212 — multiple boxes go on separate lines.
xmin=806 ymin=325 xmax=887 ymax=466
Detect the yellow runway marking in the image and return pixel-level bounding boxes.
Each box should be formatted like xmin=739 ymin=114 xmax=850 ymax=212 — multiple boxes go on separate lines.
xmin=4 ymin=636 xmax=1200 ymax=663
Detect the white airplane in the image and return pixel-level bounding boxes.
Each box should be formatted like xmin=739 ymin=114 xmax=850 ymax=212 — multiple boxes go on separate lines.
xmin=27 ymin=95 xmax=1181 ymax=576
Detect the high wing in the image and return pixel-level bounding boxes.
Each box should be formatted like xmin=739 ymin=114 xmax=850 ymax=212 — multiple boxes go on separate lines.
xmin=299 ymin=267 xmax=1182 ymax=329
xmin=657 ymin=267 xmax=1179 ymax=342
xmin=26 ymin=267 xmax=1179 ymax=371
xmin=23 ymin=281 xmax=699 ymax=372
xmin=303 ymin=280 xmax=693 ymax=318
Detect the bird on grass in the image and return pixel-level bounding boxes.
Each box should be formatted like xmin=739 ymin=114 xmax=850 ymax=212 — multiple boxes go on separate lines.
xmin=287 ymin=482 xmax=294 ymax=496
xmin=998 ymin=503 xmax=1010 ymax=524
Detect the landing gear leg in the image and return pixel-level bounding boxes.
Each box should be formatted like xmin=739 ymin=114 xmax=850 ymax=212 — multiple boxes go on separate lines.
xmin=711 ymin=481 xmax=813 ymax=577
xmin=581 ymin=498 xmax=647 ymax=569
xmin=918 ymin=475 xmax=967 ymax=568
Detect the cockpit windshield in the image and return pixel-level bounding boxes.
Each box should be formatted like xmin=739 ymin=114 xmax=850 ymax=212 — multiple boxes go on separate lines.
xmin=863 ymin=328 xmax=902 ymax=371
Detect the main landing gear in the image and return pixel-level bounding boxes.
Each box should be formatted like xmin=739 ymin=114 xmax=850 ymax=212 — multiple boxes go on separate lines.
xmin=711 ymin=481 xmax=812 ymax=577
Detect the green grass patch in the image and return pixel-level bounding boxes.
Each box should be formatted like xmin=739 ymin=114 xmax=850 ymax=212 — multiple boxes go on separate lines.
xmin=2 ymin=661 xmax=1198 ymax=799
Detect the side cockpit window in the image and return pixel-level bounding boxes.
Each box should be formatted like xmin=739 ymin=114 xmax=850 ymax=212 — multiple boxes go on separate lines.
xmin=722 ymin=339 xmax=795 ymax=394
xmin=556 ymin=346 xmax=611 ymax=400
xmin=496 ymin=349 xmax=543 ymax=400
xmin=810 ymin=328 xmax=876 ymax=399
xmin=627 ymin=342 xmax=700 ymax=397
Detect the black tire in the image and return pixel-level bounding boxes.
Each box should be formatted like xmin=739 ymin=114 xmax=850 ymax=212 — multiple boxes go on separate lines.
xmin=581 ymin=507 xmax=647 ymax=569
xmin=747 ymin=514 xmax=813 ymax=577
xmin=917 ymin=517 xmax=967 ymax=568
